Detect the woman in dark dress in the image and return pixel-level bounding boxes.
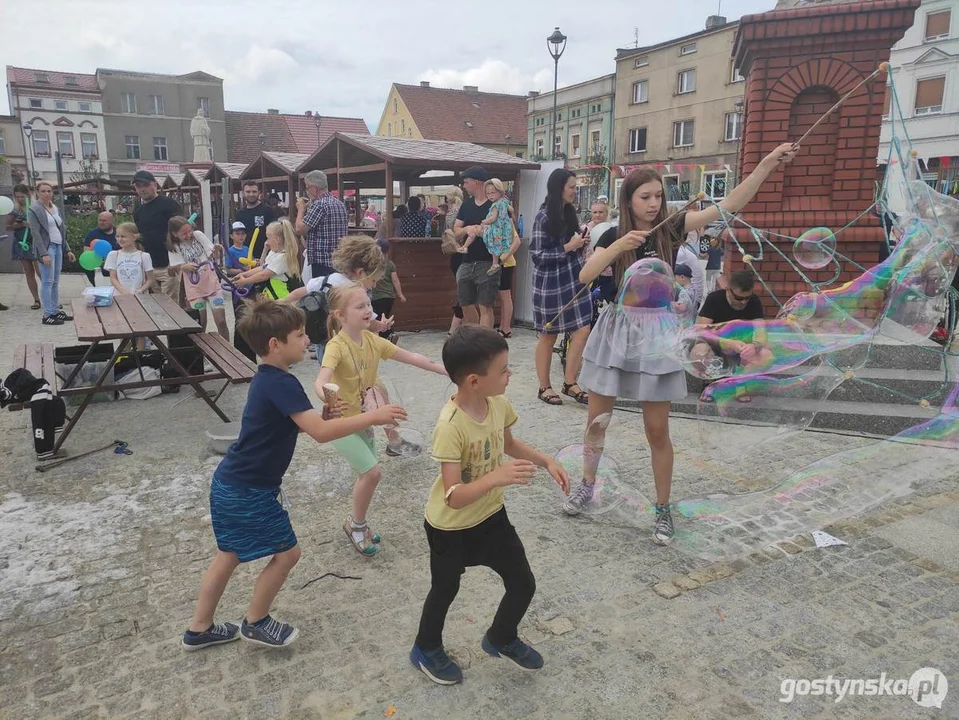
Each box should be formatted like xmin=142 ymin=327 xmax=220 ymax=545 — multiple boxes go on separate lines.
xmin=7 ymin=184 xmax=42 ymax=309
xmin=530 ymin=168 xmax=592 ymax=406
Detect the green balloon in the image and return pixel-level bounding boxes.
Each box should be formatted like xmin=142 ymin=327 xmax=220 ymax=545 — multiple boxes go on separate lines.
xmin=79 ymin=250 xmax=103 ymax=271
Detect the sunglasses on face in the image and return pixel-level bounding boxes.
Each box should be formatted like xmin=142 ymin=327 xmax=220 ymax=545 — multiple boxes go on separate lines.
xmin=728 ymin=290 xmax=754 ymax=302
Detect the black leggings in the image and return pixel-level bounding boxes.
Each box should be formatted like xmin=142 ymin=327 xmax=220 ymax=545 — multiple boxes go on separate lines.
xmin=451 ymin=254 xmax=463 ymax=320
xmin=371 ymin=297 xmax=394 ymax=338
xmin=415 ymin=508 xmax=535 ymax=651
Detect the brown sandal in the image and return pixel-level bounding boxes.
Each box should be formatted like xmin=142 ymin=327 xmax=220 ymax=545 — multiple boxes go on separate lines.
xmin=538 ymin=386 xmax=563 ymax=405
xmin=562 ymin=382 xmax=589 ymax=405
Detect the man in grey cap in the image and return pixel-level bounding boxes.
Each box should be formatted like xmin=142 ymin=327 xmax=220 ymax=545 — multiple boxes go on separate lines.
xmin=132 ymin=169 xmax=182 ymax=301
xmin=452 ymin=166 xmax=498 ymax=327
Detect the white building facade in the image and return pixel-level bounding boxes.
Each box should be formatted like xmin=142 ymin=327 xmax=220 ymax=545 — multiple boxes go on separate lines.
xmin=878 ymin=0 xmax=959 ymax=194
xmin=6 ymin=66 xmax=110 ymax=184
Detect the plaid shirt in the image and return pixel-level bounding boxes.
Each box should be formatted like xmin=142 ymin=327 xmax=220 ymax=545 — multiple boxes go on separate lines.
xmin=302 ymin=193 xmax=348 ymax=266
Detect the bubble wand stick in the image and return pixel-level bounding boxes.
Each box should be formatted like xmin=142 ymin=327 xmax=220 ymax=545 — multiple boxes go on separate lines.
xmin=544 ymin=193 xmax=705 ymax=330
xmin=793 ymin=63 xmax=888 ymax=147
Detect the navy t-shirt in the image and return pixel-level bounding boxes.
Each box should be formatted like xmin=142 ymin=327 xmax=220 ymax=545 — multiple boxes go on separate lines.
xmin=214 ymin=365 xmax=314 ymax=489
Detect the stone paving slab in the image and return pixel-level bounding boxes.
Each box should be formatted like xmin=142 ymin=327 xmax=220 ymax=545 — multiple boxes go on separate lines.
xmin=0 ymin=273 xmax=957 ymax=719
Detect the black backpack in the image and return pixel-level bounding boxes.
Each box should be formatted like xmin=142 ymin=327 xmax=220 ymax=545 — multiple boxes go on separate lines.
xmin=299 ymin=276 xmax=332 ymax=346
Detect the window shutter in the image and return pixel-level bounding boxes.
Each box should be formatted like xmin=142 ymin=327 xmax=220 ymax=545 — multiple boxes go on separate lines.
xmin=915 ymin=77 xmax=944 ymax=109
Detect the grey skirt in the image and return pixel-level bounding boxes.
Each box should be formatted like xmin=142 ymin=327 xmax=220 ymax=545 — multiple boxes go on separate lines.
xmin=580 ymin=303 xmax=687 ymax=402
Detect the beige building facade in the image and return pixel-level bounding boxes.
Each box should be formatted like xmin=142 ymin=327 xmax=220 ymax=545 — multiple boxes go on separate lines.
xmin=613 ymin=18 xmax=745 ymax=204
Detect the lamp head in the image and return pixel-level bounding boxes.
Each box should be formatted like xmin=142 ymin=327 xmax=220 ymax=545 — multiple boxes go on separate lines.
xmin=547 ymin=27 xmax=567 ymax=59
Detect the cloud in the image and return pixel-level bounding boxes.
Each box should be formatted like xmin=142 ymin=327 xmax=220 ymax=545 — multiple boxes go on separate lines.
xmin=420 ymin=59 xmax=553 ymax=95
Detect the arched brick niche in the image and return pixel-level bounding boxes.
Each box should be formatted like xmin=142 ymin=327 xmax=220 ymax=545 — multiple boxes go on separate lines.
xmin=728 ymin=0 xmax=919 ymax=316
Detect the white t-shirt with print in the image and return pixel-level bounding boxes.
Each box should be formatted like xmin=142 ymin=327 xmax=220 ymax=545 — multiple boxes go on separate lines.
xmin=168 ymin=231 xmax=215 ymax=267
xmin=104 ymin=249 xmax=153 ymax=293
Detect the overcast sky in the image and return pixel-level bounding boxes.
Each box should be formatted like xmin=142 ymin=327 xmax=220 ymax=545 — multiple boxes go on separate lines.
xmin=1 ymin=0 xmax=774 ymax=130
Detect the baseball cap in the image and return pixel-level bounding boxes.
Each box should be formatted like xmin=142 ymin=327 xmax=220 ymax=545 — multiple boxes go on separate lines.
xmin=461 ymin=166 xmax=487 ymax=182
xmin=132 ymin=170 xmax=156 ymax=185
xmin=231 ymin=221 xmax=246 ymax=232
xmin=674 ymin=263 xmax=693 ymax=278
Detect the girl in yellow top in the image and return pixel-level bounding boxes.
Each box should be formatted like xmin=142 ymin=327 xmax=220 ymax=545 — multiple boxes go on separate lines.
xmin=315 ymin=282 xmax=447 ymax=556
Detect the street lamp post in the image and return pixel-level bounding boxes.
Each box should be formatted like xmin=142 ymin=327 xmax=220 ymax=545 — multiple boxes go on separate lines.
xmin=547 ymin=27 xmax=567 ymax=161
xmin=314 ymin=112 xmax=322 ymax=147
xmin=22 ymin=122 xmax=35 ymax=187
xmin=732 ymin=99 xmax=744 ymax=191
xmin=258 ymin=132 xmax=266 ymax=186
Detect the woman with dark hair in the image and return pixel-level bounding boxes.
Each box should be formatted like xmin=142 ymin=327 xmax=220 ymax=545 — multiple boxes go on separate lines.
xmin=7 ymin=184 xmax=41 ymax=310
xmin=530 ymin=168 xmax=591 ymax=405
xmin=564 ymin=143 xmax=797 ymax=546
xmin=399 ymin=196 xmax=429 ymax=237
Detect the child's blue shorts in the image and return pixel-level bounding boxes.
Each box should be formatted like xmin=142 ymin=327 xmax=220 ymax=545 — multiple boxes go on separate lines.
xmin=209 ymin=475 xmax=297 ymax=562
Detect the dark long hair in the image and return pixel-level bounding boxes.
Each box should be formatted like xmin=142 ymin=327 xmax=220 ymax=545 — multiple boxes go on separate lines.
xmin=612 ymin=168 xmax=681 ymax=283
xmin=542 ymin=168 xmax=580 ymax=244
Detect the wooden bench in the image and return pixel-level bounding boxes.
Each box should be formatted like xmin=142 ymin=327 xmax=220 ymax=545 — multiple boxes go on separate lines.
xmin=190 ymin=333 xmax=257 ymax=397
xmin=9 ymin=343 xmax=58 ymax=411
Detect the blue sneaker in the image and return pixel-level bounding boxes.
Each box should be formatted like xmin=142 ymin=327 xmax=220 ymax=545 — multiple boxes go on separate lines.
xmin=410 ymin=643 xmax=463 ymax=685
xmin=181 ymin=621 xmax=240 ymax=651
xmin=240 ymin=615 xmax=299 ymax=648
xmin=481 ymin=633 xmax=544 ymax=671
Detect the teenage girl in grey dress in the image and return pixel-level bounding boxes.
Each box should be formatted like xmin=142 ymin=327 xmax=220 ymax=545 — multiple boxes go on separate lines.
xmin=565 ymin=143 xmax=798 ymax=545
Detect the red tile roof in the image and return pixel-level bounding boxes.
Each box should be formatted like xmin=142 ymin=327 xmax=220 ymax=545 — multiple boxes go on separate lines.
xmin=225 ymin=111 xmax=369 ymax=164
xmin=392 ymin=84 xmax=528 ymax=146
xmin=6 ymin=66 xmax=99 ymax=92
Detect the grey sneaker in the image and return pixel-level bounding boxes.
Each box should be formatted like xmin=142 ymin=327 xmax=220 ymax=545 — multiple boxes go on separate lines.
xmin=240 ymin=615 xmax=299 ymax=648
xmin=563 ymin=480 xmax=595 ymax=516
xmin=653 ymin=504 xmax=674 ymax=545
xmin=181 ymin=621 xmax=240 ymax=651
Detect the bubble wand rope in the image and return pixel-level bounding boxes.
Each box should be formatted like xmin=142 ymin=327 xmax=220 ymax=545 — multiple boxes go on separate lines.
xmin=544 ymin=193 xmax=705 ymax=330
xmin=793 ymin=63 xmax=887 ymax=147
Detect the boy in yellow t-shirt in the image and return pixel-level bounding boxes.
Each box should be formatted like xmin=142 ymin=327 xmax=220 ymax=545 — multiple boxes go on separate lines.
xmin=410 ymin=326 xmax=570 ymax=685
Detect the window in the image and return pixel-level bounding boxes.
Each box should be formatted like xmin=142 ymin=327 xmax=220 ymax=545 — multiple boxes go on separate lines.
xmin=149 ymin=94 xmax=164 ymax=114
xmin=915 ymin=76 xmax=945 ymax=114
xmin=387 ymin=123 xmax=392 ymax=136
xmin=55 ymin=100 xmax=68 ymax=111
xmin=663 ymin=175 xmax=681 ymax=200
xmin=408 ymin=128 xmax=412 ymax=137
xmin=32 ymin=130 xmax=51 ymax=157
xmin=153 ymin=136 xmax=168 ymax=161
xmin=703 ymin=171 xmax=728 ymax=199
xmin=673 ymin=119 xmax=695 ymax=147
xmin=34 ymin=73 xmax=49 ymax=83
xmin=628 ymin=127 xmax=647 ymax=154
xmin=197 ymin=97 xmax=210 ymax=116
xmin=0 ymin=130 xmax=5 ymax=155
xmin=57 ymin=131 xmax=75 ymax=157
xmin=731 ymin=65 xmax=744 ymax=83
xmin=724 ymin=112 xmax=742 ymax=141
xmin=125 ymin=135 xmax=140 ymax=159
xmin=78 ymin=102 xmax=92 ymax=113
xmin=633 ymin=55 xmax=649 ymax=68
xmin=632 ymin=79 xmax=648 ymax=104
xmin=680 ymin=42 xmax=697 ymax=55
xmin=29 ymin=98 xmax=42 ymax=109
xmin=64 ymin=76 xmax=78 ymax=86
xmin=393 ymin=98 xmax=398 ymax=114
xmin=554 ymin=133 xmax=563 ymax=149
xmin=571 ymin=133 xmax=581 ymax=157
xmin=121 ymin=92 xmax=137 ymax=113
xmin=81 ymin=132 xmax=98 ymax=158
xmin=678 ymin=69 xmax=696 ymax=94
xmin=401 ymin=119 xmax=405 ymax=133
xmin=925 ymin=10 xmax=951 ymax=41
xmin=591 ymin=129 xmax=601 ymax=153
xmin=535 ymin=138 xmax=544 ymax=156
xmin=515 ymin=151 xmax=523 ymax=158
xmin=882 ymin=86 xmax=891 ymax=117
xmin=465 ymin=121 xmax=473 ymax=128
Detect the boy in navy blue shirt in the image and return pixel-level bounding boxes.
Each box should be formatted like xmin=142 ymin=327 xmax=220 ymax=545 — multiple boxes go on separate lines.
xmin=225 ymin=222 xmax=249 ymax=276
xmin=182 ymin=298 xmax=406 ymax=650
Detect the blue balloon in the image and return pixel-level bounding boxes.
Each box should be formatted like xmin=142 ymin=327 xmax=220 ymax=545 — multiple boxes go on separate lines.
xmin=93 ymin=239 xmax=112 ymax=258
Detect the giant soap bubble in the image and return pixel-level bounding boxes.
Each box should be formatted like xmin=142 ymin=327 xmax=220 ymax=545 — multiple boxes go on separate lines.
xmin=792 ymin=227 xmax=837 ymax=269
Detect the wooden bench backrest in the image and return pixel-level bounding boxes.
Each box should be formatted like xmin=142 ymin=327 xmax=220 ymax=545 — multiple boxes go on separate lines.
xmin=8 ymin=343 xmax=57 ymax=410
xmin=191 ymin=333 xmax=257 ymax=384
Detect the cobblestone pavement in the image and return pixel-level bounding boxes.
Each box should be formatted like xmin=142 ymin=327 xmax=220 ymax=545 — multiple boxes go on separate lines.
xmin=1 ymin=274 xmax=957 ymax=719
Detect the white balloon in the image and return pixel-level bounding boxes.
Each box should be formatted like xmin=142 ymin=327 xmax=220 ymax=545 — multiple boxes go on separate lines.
xmin=0 ymin=196 xmax=14 ymax=216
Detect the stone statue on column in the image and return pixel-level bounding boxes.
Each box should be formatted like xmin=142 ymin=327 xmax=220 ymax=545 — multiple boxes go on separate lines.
xmin=191 ymin=108 xmax=213 ymax=162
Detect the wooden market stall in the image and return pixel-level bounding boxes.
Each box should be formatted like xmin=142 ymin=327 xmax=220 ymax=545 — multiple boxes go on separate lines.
xmin=238 ymin=151 xmax=308 ymax=217
xmin=297 ymin=133 xmax=538 ymax=330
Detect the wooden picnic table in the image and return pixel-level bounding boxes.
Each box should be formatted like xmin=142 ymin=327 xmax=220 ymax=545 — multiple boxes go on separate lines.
xmin=49 ymin=293 xmax=255 ymax=456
